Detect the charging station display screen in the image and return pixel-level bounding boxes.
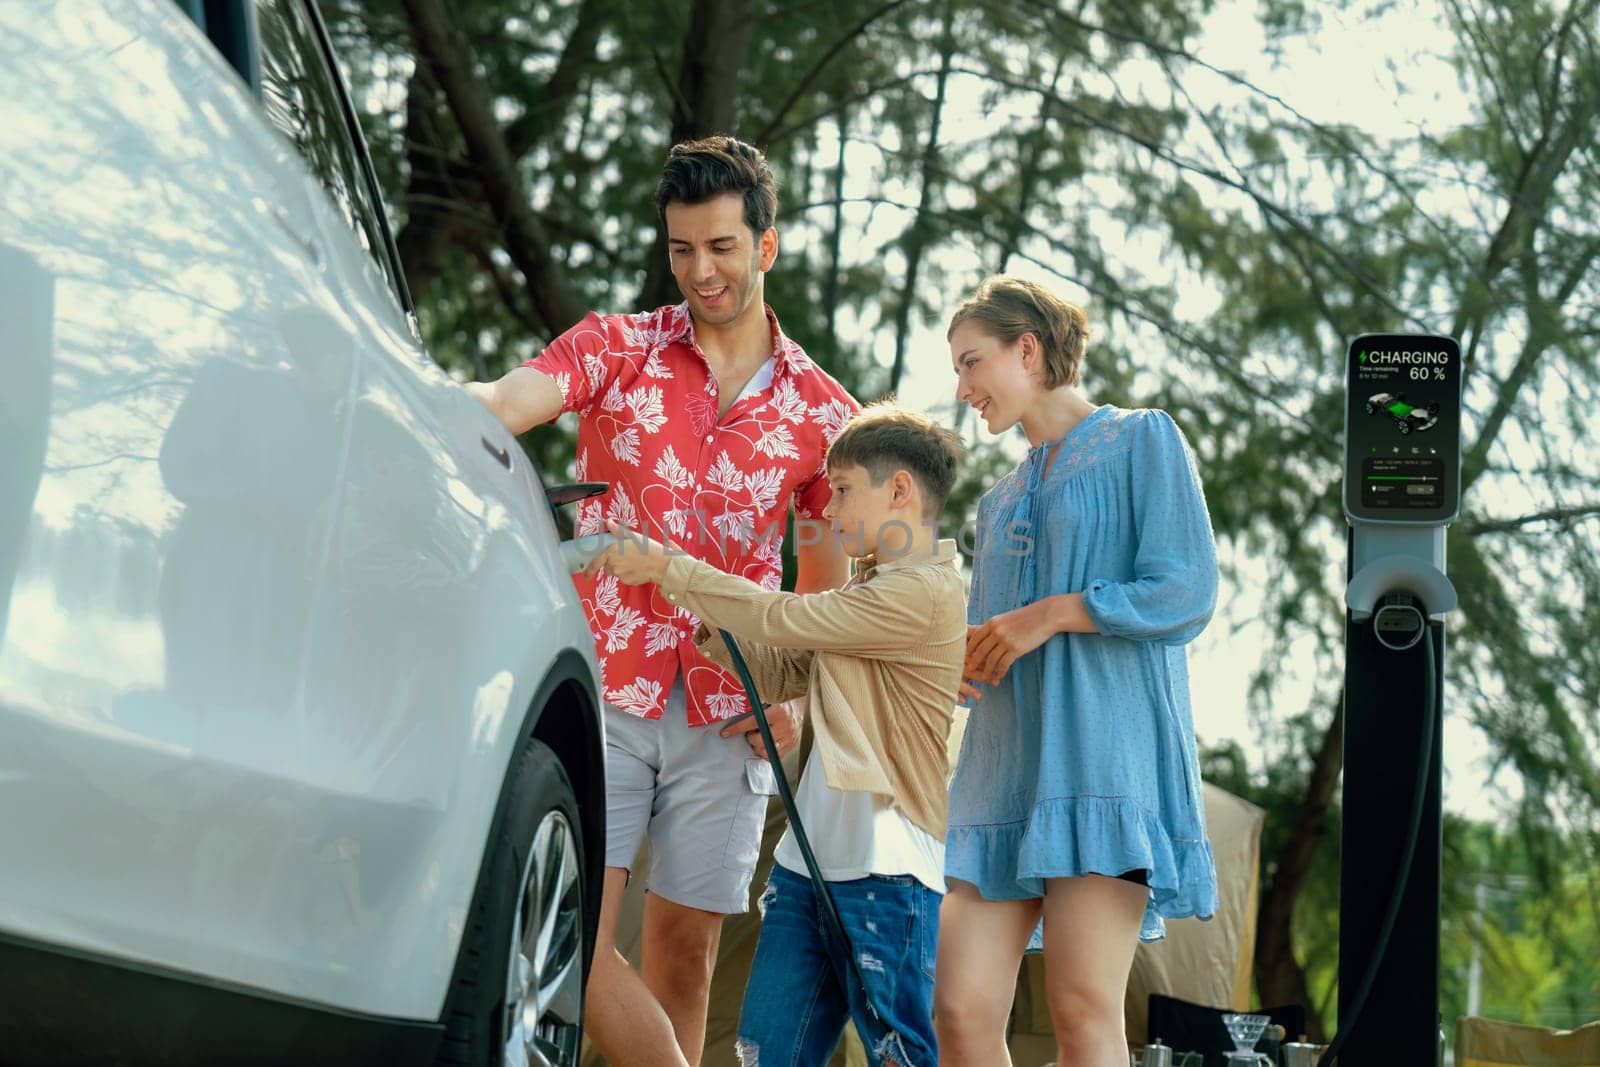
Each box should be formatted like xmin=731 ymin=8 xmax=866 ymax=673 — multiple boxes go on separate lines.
xmin=1344 ymin=333 xmax=1462 ymax=524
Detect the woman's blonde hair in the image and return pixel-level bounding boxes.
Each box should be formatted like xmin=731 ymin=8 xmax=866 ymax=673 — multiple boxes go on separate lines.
xmin=946 ymin=276 xmax=1090 ymax=388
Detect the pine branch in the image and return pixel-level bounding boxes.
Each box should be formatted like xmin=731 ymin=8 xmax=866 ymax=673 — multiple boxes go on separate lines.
xmin=796 ymin=191 xmax=1344 ymax=455
xmin=995 ymin=52 xmax=1069 ymax=273
xmin=1448 ymin=0 xmax=1599 ymax=378
xmin=750 ymin=0 xmax=913 ymax=145
xmin=970 ymin=66 xmax=1436 ymax=333
xmin=1007 ymin=0 xmax=1472 ymax=278
xmin=763 ymin=70 xmax=935 ymax=147
xmin=1462 ymin=237 xmax=1600 ymax=492
xmin=1461 ymin=503 xmax=1600 ymax=535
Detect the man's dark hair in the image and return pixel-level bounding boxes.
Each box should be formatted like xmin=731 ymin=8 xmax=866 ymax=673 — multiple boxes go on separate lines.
xmin=654 ymin=136 xmax=778 ymax=236
xmin=826 ymin=403 xmax=964 ymax=519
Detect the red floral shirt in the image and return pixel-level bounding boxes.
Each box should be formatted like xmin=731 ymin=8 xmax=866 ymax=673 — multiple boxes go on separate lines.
xmin=526 ymin=303 xmax=859 ymax=725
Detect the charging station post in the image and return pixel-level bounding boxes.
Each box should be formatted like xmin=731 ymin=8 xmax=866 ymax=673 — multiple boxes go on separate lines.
xmin=1335 ymin=333 xmax=1461 ymax=1064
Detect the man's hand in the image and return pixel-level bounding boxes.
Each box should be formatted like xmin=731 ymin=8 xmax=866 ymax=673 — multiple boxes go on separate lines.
xmin=587 ymin=521 xmax=674 ymax=585
xmin=964 ymin=600 xmax=1061 ymax=685
xmin=721 ymin=696 xmax=804 ymax=760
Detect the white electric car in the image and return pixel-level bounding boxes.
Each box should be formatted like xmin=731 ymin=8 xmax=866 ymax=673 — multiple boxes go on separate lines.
xmin=0 ymin=4 xmax=603 ymax=1065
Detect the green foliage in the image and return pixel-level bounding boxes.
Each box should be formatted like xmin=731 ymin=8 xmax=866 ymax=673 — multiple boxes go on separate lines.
xmin=1441 ymin=822 xmax=1600 ymax=1033
xmin=318 ymin=0 xmax=1600 ymax=1023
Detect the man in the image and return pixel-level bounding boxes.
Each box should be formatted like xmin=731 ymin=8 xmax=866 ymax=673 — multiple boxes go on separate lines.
xmin=468 ymin=136 xmax=857 ymax=1067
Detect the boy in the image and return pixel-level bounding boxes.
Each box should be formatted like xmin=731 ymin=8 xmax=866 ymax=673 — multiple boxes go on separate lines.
xmin=590 ymin=404 xmax=966 ymax=1066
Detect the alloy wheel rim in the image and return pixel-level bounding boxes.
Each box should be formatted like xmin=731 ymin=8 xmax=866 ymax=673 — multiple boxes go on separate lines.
xmin=504 ymin=809 xmax=583 ymax=1067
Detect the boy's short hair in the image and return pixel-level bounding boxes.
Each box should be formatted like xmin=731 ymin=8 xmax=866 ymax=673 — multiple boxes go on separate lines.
xmin=654 ymin=136 xmax=778 ymax=237
xmin=826 ymin=403 xmax=963 ymax=518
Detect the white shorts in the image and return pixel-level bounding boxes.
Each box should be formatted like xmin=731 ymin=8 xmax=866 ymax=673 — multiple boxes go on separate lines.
xmin=603 ymin=680 xmax=777 ymax=914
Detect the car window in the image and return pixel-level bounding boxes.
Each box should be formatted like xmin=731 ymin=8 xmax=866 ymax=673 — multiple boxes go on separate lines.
xmin=253 ymin=0 xmax=400 ymax=302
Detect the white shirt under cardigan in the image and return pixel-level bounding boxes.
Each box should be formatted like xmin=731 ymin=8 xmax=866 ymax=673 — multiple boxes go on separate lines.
xmin=774 ymin=749 xmax=947 ymax=894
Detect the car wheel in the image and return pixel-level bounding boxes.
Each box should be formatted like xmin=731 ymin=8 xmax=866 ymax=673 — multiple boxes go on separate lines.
xmin=436 ymin=738 xmax=586 ymax=1067
xmin=1397 ymin=420 xmax=1411 ymax=435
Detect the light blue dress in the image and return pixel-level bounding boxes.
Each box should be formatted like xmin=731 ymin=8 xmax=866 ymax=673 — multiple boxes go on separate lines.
xmin=946 ymin=405 xmax=1219 ymax=942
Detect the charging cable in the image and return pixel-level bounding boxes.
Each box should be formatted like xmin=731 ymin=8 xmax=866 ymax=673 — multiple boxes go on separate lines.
xmin=716 ymin=629 xmax=885 ymax=1034
xmin=1320 ymin=594 xmax=1435 ymax=1064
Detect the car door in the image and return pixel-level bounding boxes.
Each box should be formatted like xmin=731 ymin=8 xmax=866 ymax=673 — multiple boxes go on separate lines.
xmin=0 ymin=0 xmax=362 ymax=1000
xmin=247 ymin=0 xmax=594 ymax=1019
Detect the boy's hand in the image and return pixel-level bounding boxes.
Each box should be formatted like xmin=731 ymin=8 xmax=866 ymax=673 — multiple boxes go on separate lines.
xmin=587 ymin=520 xmax=673 ymax=585
xmin=958 ymin=624 xmax=989 ymax=705
xmin=962 ymin=625 xmax=996 ymax=687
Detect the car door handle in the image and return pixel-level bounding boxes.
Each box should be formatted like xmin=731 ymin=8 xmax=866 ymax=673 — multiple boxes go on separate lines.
xmin=481 ymin=436 xmax=512 ymax=470
xmin=545 ymin=482 xmax=608 ymax=507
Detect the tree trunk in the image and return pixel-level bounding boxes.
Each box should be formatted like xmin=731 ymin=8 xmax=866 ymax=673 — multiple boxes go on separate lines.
xmin=401 ymin=0 xmax=586 ymax=335
xmin=637 ymin=0 xmax=754 ymax=311
xmin=504 ymin=0 xmax=613 ymax=160
xmin=823 ymin=110 xmax=849 ymax=351
xmin=1254 ymin=689 xmax=1344 ymax=1040
xmin=394 ymin=68 xmax=469 ymax=299
xmin=887 ymin=3 xmax=955 ymax=395
xmin=996 ymin=54 xmax=1067 ymax=273
xmin=397 ymin=0 xmax=608 ymax=309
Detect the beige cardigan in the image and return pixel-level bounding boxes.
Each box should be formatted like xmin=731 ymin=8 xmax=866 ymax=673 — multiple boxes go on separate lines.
xmin=656 ymin=540 xmax=965 ymax=838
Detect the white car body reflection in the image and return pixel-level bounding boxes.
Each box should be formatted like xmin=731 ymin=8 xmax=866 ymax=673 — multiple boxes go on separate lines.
xmin=0 ymin=4 xmax=602 ymax=1065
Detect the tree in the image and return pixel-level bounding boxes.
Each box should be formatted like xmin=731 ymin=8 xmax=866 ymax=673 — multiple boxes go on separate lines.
xmin=318 ymin=0 xmax=1600 ymax=1031
xmin=1172 ymin=0 xmax=1600 ymax=1023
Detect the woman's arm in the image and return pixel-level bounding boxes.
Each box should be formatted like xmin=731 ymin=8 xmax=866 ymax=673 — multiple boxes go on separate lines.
xmin=965 ymin=411 xmax=1218 ymax=684
xmin=964 ymin=593 xmax=1092 ymax=685
xmin=1079 ymin=410 xmax=1218 ymax=644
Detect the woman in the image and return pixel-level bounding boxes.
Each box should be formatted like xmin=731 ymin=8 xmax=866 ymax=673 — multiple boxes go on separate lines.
xmin=937 ymin=276 xmax=1219 ymax=1066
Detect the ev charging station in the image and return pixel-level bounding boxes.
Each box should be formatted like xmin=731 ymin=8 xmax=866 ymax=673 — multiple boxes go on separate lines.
xmin=1332 ymin=333 xmax=1462 ymax=1063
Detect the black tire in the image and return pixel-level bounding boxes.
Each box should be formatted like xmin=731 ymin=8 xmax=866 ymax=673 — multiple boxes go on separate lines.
xmin=435 ymin=738 xmax=586 ymax=1067
xmin=1397 ymin=419 xmax=1411 ymax=435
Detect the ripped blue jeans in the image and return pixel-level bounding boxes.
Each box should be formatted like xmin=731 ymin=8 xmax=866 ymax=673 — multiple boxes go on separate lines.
xmin=736 ymin=865 xmax=939 ymax=1066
